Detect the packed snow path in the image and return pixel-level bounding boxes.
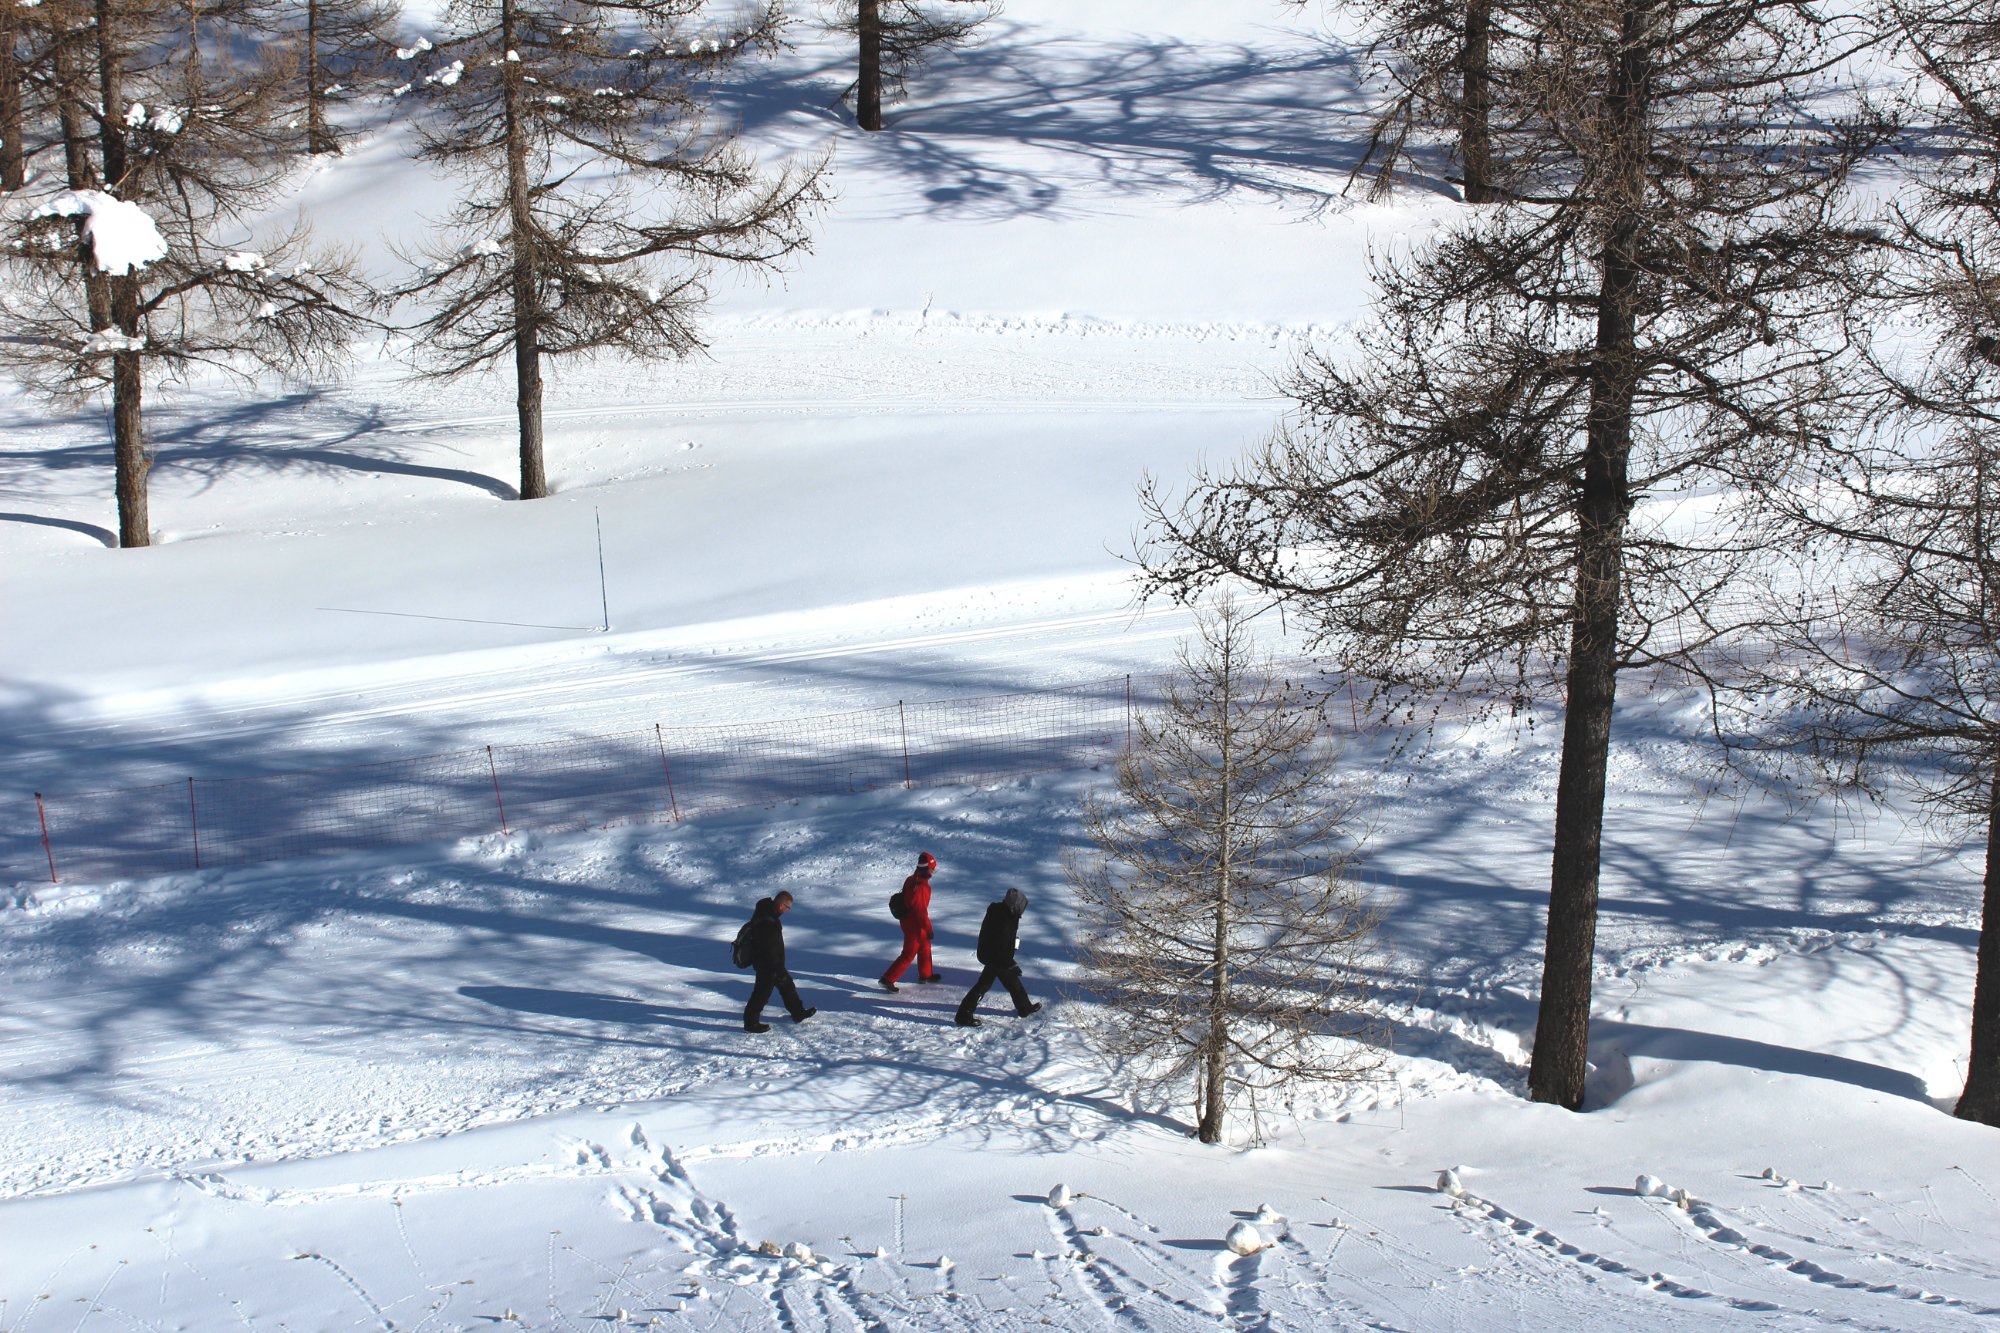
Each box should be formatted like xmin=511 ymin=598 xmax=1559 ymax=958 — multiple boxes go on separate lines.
xmin=5 ymin=736 xmax=1998 ymax=1330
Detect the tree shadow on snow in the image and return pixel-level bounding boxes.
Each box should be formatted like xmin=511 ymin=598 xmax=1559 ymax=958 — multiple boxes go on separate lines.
xmin=709 ymin=23 xmax=1446 ymax=221
xmin=147 ymin=392 xmax=519 ymax=499
xmin=1584 ymin=1020 xmax=1934 ymax=1108
xmin=3 ymin=667 xmax=1974 ymax=1157
xmin=0 ymin=389 xmax=517 ymax=506
xmin=0 ymin=511 xmax=117 ymax=547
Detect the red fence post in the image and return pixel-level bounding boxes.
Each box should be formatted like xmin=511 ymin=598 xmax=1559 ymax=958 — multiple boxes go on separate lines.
xmin=487 ymin=746 xmax=510 ymax=834
xmin=186 ymin=776 xmax=204 ymax=870
xmin=898 ymin=701 xmax=913 ymax=789
xmin=655 ymin=724 xmax=682 ymax=822
xmin=35 ymin=792 xmax=56 ymax=884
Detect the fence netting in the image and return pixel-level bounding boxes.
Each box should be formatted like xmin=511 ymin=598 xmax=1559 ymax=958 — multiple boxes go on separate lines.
xmin=30 ymin=675 xmax=1145 ymax=885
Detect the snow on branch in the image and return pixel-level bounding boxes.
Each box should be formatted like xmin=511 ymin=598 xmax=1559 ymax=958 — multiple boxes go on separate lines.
xmin=30 ymin=191 xmax=169 ymax=276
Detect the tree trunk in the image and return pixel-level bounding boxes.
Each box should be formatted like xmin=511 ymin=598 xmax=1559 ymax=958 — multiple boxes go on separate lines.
xmin=0 ymin=4 xmax=24 ymax=191
xmin=1956 ymin=766 xmax=2000 ymax=1124
xmin=111 ymin=321 xmax=149 ymax=548
xmin=501 ymin=0 xmax=547 ymax=500
xmin=306 ymin=0 xmax=333 ymax=155
xmin=1530 ymin=552 xmax=1620 ymax=1107
xmin=857 ymin=0 xmax=883 ymax=132
xmin=1201 ymin=876 xmax=1228 ymax=1143
xmin=1200 ymin=647 xmax=1235 ymax=1145
xmin=96 ymin=1 xmax=150 ymax=547
xmin=1459 ymin=0 xmax=1494 ymax=203
xmin=54 ymin=26 xmax=113 ymax=332
xmin=1527 ymin=0 xmax=1652 ymax=1111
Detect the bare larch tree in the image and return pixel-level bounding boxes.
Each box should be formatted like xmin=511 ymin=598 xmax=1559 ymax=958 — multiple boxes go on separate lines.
xmin=825 ymin=0 xmax=995 ymax=132
xmin=1067 ymin=599 xmax=1379 ymax=1145
xmin=257 ymin=0 xmax=403 ymax=156
xmin=393 ymin=0 xmax=828 ymax=501
xmin=1759 ymin=0 xmax=2000 ymax=1126
xmin=1319 ymin=0 xmax=1519 ymax=202
xmin=1138 ymin=0 xmax=1885 ymax=1110
xmin=0 ymin=0 xmax=371 ymax=547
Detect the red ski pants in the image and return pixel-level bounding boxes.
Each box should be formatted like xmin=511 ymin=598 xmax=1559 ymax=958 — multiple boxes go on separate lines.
xmin=883 ymin=922 xmax=934 ymax=983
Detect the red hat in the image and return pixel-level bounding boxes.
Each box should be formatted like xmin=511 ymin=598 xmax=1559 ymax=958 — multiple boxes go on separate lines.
xmin=917 ymin=851 xmax=937 ymax=869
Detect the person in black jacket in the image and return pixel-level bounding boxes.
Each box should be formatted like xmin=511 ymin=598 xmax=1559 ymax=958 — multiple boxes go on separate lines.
xmin=745 ymin=891 xmax=817 ymax=1033
xmin=954 ymin=887 xmax=1042 ymax=1027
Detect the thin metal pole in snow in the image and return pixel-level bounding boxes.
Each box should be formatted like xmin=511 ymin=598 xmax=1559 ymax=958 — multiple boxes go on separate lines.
xmin=187 ymin=777 xmax=202 ymax=870
xmin=1125 ymin=674 xmax=1133 ymax=754
xmin=487 ymin=746 xmax=510 ymax=834
xmin=35 ymin=793 xmax=56 ymax=884
xmin=898 ymin=701 xmax=912 ymax=789
xmin=655 ymin=724 xmax=681 ymax=822
xmin=594 ymin=507 xmax=610 ymax=633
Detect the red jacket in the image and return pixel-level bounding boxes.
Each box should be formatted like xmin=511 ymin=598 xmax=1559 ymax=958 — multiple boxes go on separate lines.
xmin=901 ymin=871 xmax=933 ymax=938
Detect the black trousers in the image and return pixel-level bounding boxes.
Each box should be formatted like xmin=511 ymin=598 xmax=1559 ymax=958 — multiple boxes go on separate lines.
xmin=746 ymin=968 xmax=806 ymax=1025
xmin=957 ymin=963 xmax=1032 ymax=1019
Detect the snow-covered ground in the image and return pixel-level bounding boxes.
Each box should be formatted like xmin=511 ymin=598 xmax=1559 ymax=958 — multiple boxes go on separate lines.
xmin=4 ymin=3 xmax=1998 ymax=1329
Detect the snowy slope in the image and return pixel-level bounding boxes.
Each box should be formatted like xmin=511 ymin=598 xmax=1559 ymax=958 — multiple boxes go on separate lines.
xmin=3 ymin=3 xmax=1998 ymax=1330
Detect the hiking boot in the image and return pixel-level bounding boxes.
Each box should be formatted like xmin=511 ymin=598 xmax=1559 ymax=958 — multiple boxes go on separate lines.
xmin=880 ymin=978 xmax=899 ymax=993
xmin=792 ymin=1007 xmax=817 ymax=1023
xmin=917 ymin=973 xmax=944 ymax=984
xmin=1015 ymin=1002 xmax=1043 ymax=1018
xmin=745 ymin=1021 xmax=772 ymax=1033
xmin=954 ymin=1014 xmax=980 ymax=1028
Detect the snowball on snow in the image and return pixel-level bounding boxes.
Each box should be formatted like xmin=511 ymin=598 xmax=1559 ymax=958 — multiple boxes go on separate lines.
xmin=1224 ymin=1221 xmax=1264 ymax=1256
xmin=1435 ymin=1169 xmax=1464 ymax=1197
xmin=781 ymin=1241 xmax=812 ymax=1262
xmin=1046 ymin=1183 xmax=1072 ymax=1207
xmin=1634 ymin=1174 xmax=1666 ymax=1197
xmin=32 ymin=190 xmax=168 ymax=275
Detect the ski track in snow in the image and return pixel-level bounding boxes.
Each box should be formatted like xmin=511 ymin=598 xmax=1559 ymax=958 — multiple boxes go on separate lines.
xmin=83 ymin=1090 xmax=1424 ymax=1330
xmin=1671 ymin=1187 xmax=2000 ymax=1317
xmin=1450 ymin=1179 xmax=1998 ymax=1332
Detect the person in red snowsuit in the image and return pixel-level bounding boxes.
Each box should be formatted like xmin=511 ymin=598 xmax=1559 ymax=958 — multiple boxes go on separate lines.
xmin=880 ymin=851 xmax=943 ymax=991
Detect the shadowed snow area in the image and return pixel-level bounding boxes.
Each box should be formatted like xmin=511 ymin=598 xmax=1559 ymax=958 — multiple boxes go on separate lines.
xmin=4 ymin=2 xmax=1999 ymax=1329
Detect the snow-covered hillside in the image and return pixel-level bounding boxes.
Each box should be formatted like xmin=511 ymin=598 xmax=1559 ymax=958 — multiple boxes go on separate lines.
xmin=3 ymin=3 xmax=1997 ymax=1330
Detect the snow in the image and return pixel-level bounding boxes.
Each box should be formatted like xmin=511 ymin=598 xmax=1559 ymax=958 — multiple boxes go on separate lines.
xmin=28 ymin=189 xmax=169 ymax=275
xmin=3 ymin=3 xmax=1998 ymax=1330
xmin=1225 ymin=1220 xmax=1266 ymax=1255
xmin=77 ymin=328 xmax=146 ymax=354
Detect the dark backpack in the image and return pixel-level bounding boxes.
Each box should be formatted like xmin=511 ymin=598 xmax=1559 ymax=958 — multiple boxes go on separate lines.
xmin=731 ymin=917 xmax=756 ymax=969
xmin=889 ymin=889 xmax=908 ymax=921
